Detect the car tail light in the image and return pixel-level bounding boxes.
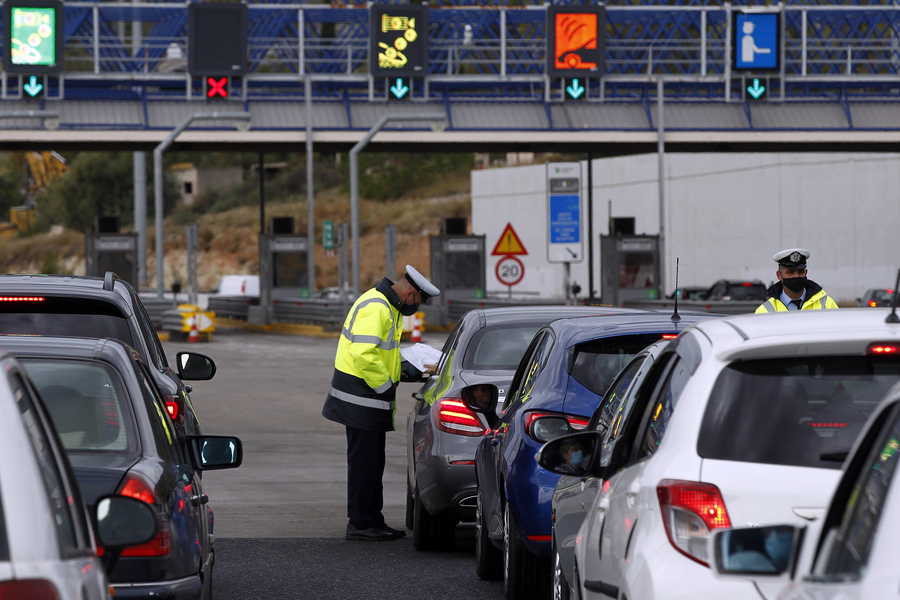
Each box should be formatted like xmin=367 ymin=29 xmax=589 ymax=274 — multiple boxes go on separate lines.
xmin=869 ymin=343 xmax=899 ymax=355
xmin=0 ymin=296 xmax=44 ymax=302
xmin=869 ymin=300 xmax=878 ymax=307
xmin=101 ymin=472 xmax=172 ymax=557
xmin=435 ymin=399 xmax=486 ymax=437
xmin=657 ymin=479 xmax=731 ymax=567
xmin=163 ymin=394 xmax=180 ymax=421
xmin=0 ymin=580 xmax=60 ymax=599
xmin=741 ymin=282 xmax=753 ymax=287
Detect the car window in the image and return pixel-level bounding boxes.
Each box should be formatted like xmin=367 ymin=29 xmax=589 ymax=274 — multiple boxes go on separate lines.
xmin=463 ymin=323 xmax=545 ymax=370
xmin=0 ymin=297 xmax=134 ymax=346
xmin=13 ymin=371 xmax=89 ymax=556
xmin=697 ymin=355 xmax=900 ymax=469
xmin=434 ymin=319 xmax=464 ymax=374
xmin=724 ymin=282 xmax=767 ymax=301
xmin=590 ymin=355 xmax=645 ymax=437
xmin=132 ymin=294 xmax=166 ymax=368
xmin=23 ymin=358 xmax=139 ymax=455
xmin=815 ymin=405 xmax=900 ymax=579
xmin=504 ymin=331 xmax=552 ymax=412
xmin=635 ymin=356 xmax=692 ymax=460
xmin=137 ymin=367 xmax=178 ymax=463
xmin=569 ymin=334 xmax=665 ymax=396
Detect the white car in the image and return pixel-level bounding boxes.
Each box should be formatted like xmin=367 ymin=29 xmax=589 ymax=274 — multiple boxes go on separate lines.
xmin=543 ymin=308 xmax=900 ymax=600
xmin=0 ymin=351 xmax=157 ymax=600
xmin=711 ymin=357 xmax=900 ymax=600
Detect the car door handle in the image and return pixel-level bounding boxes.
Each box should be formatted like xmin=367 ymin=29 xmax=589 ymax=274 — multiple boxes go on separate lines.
xmin=596 ymin=497 xmax=610 ymax=512
xmin=625 ymin=483 xmax=640 ymax=498
xmin=191 ymin=494 xmax=209 ymax=506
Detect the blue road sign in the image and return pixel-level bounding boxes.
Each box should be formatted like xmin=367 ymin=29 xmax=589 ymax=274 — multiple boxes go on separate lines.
xmin=549 ymin=194 xmax=581 ymax=244
xmin=734 ymin=12 xmax=779 ymax=70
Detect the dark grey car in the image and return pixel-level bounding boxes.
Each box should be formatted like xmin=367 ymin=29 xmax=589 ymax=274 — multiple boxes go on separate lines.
xmin=405 ymin=305 xmax=604 ymax=551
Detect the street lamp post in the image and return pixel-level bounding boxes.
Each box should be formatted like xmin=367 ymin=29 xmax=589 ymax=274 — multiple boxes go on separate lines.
xmin=153 ymin=111 xmax=250 ymax=298
xmin=349 ymin=113 xmax=445 ymax=296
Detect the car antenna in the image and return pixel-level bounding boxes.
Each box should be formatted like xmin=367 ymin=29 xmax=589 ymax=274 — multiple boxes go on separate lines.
xmin=887 ymin=268 xmax=900 ymax=324
xmin=671 ymin=257 xmax=681 ymax=323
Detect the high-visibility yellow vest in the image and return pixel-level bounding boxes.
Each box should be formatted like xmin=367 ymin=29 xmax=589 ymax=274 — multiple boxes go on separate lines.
xmin=756 ymin=288 xmax=840 ymax=313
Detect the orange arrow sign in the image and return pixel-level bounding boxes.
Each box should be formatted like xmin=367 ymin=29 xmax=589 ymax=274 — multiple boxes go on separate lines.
xmin=491 ymin=223 xmax=527 ymax=256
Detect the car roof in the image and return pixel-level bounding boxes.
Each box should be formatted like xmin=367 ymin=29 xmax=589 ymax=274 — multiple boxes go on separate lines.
xmin=0 ymin=335 xmax=136 ymax=365
xmin=0 ymin=273 xmax=134 ymax=312
xmin=471 ymin=305 xmax=641 ymax=326
xmin=545 ymin=311 xmax=716 ymax=343
xmin=688 ymin=307 xmax=900 ymax=361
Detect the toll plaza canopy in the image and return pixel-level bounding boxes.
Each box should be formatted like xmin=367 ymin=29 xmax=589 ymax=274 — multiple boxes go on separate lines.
xmin=3 ymin=1 xmax=900 ymax=152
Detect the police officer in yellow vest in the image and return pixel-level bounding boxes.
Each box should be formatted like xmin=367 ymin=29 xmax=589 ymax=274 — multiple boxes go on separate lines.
xmin=323 ymin=265 xmax=440 ymax=541
xmin=756 ymin=248 xmax=840 ymax=313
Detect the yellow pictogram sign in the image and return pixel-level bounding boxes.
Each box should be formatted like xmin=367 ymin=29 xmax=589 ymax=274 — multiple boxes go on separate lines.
xmin=491 ymin=223 xmax=528 ymax=256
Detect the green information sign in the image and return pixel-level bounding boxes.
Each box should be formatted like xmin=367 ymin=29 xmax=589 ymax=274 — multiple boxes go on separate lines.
xmin=3 ymin=0 xmax=63 ymax=74
xmin=323 ymin=220 xmax=334 ymax=251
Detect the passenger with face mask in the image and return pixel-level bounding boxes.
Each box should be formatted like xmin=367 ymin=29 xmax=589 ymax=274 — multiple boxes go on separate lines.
xmin=323 ymin=265 xmax=440 ymax=541
xmin=756 ymin=248 xmax=839 ymax=313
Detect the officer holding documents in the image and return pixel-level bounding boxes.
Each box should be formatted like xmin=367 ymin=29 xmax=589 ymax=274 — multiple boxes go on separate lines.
xmin=756 ymin=248 xmax=839 ymax=313
xmin=323 ymin=265 xmax=440 ymax=541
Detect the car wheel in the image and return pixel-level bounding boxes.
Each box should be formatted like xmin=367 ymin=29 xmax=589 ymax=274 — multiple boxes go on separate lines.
xmin=475 ymin=490 xmax=502 ymax=580
xmin=202 ymin=559 xmax=213 ymax=600
xmin=552 ymin=542 xmax=570 ymax=600
xmin=412 ymin=485 xmax=455 ymax=551
xmin=405 ymin=479 xmax=415 ymax=531
xmin=503 ymin=503 xmax=551 ymax=600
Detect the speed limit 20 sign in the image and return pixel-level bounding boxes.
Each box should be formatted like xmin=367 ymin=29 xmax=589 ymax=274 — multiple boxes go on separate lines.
xmin=495 ymin=256 xmax=524 ymax=287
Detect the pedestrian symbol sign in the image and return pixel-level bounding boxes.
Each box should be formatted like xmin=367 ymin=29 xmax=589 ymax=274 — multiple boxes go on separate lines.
xmin=491 ymin=223 xmax=527 ymax=256
xmin=733 ymin=11 xmax=779 ymax=71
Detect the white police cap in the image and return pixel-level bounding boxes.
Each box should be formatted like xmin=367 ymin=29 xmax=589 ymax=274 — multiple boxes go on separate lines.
xmin=404 ymin=265 xmax=440 ymax=299
xmin=773 ymin=248 xmax=810 ymax=268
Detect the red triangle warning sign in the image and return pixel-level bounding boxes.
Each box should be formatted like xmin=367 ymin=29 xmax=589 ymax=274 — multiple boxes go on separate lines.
xmin=491 ymin=223 xmax=527 ymax=256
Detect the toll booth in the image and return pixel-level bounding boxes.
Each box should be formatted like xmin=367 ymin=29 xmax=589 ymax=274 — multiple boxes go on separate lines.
xmin=260 ymin=217 xmax=310 ymax=301
xmin=429 ymin=234 xmax=486 ymax=325
xmin=600 ymin=234 xmax=661 ymax=307
xmin=85 ymin=217 xmax=138 ymax=286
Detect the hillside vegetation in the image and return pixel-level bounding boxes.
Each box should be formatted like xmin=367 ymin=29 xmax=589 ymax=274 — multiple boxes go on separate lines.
xmin=0 ymin=151 xmax=474 ymax=290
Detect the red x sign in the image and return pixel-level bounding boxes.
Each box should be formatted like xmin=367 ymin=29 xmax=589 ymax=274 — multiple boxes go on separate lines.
xmin=206 ymin=77 xmax=228 ymax=98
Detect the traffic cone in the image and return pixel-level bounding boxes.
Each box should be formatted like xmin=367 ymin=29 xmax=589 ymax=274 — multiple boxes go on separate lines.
xmin=410 ymin=313 xmax=422 ymax=344
xmin=188 ymin=313 xmax=200 ymax=343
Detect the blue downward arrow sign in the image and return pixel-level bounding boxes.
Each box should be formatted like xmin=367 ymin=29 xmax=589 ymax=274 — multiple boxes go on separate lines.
xmin=390 ymin=78 xmax=409 ymax=99
xmin=23 ymin=75 xmax=43 ymax=97
xmin=747 ymin=78 xmax=766 ymax=99
xmin=566 ymin=78 xmax=585 ymax=99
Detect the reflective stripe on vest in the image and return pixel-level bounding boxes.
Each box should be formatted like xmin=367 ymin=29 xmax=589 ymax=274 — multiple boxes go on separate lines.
xmin=328 ymin=387 xmax=394 ymax=411
xmin=341 ymin=297 xmax=398 ymax=351
xmin=760 ymin=296 xmax=830 ymax=312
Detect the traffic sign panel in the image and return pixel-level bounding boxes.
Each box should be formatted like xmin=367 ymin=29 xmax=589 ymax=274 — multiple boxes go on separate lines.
xmin=491 ymin=223 xmax=527 ymax=256
xmin=323 ymin=220 xmax=334 ymax=251
xmin=3 ymin=0 xmax=64 ymax=74
xmin=733 ymin=11 xmax=780 ymax=71
xmin=547 ymin=5 xmax=606 ymax=79
xmin=546 ymin=162 xmax=583 ymax=263
xmin=495 ymin=255 xmax=524 ymax=287
xmin=370 ymin=5 xmax=429 ymax=78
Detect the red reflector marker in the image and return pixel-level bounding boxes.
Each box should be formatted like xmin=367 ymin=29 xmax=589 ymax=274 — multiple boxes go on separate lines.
xmin=0 ymin=579 xmax=61 ymax=599
xmin=869 ymin=344 xmax=899 ymax=355
xmin=165 ymin=400 xmax=178 ymax=419
xmin=661 ymin=334 xmax=678 ymax=339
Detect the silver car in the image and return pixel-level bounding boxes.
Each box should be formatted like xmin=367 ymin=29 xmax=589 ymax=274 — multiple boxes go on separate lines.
xmin=0 ymin=351 xmax=156 ymax=599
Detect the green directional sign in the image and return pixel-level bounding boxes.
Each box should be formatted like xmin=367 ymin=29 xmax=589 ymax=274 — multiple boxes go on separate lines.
xmin=323 ymin=220 xmax=334 ymax=251
xmin=389 ymin=77 xmax=411 ymax=100
xmin=565 ymin=78 xmax=587 ymax=100
xmin=3 ymin=0 xmax=64 ymax=74
xmin=745 ymin=77 xmax=768 ymax=101
xmin=23 ymin=75 xmax=43 ymax=97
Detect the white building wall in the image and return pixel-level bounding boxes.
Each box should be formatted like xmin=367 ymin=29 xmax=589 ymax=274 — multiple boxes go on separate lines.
xmin=472 ymin=153 xmax=900 ymax=305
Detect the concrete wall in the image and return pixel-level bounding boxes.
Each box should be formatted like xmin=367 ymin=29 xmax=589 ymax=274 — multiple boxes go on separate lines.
xmin=472 ymin=153 xmax=900 ymax=305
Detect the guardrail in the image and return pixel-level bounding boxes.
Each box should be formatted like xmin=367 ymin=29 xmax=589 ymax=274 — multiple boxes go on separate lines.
xmin=271 ymin=297 xmax=349 ymax=329
xmin=207 ymin=295 xmax=260 ymax=321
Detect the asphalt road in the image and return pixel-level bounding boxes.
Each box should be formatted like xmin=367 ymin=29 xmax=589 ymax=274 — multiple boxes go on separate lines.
xmin=164 ymin=327 xmax=505 ymax=599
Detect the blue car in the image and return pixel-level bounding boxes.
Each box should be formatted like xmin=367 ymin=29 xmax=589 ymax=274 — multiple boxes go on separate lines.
xmin=465 ymin=311 xmax=713 ymax=600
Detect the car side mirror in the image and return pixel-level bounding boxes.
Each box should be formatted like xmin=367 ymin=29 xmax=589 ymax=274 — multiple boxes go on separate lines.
xmin=710 ymin=525 xmax=802 ymax=578
xmin=536 ymin=431 xmax=603 ymax=478
xmin=460 ymin=383 xmax=498 ymax=414
xmin=95 ymin=495 xmax=159 ymax=572
xmin=189 ymin=435 xmax=243 ymax=470
xmin=176 ymin=352 xmax=216 ymax=381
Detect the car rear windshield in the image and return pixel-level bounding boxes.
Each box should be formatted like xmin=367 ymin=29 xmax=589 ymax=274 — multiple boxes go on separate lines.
xmin=570 ymin=334 xmax=667 ymax=396
xmin=463 ymin=323 xmax=545 ymax=370
xmin=872 ymin=290 xmax=894 ymax=303
xmin=698 ymin=356 xmax=900 ymax=469
xmin=0 ymin=297 xmax=133 ymax=346
xmin=726 ymin=283 xmax=767 ymax=300
xmin=22 ymin=358 xmax=139 ymax=455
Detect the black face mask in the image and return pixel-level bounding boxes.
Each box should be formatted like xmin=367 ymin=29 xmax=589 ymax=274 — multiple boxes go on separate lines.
xmin=782 ymin=276 xmax=807 ymax=294
xmin=399 ymin=294 xmax=419 ymax=316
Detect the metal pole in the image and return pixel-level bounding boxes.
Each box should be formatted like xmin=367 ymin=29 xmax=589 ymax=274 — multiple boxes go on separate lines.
xmin=725 ymin=2 xmax=732 ymax=102
xmin=306 ymin=76 xmax=315 ymax=294
xmin=385 ymin=224 xmax=396 ymax=282
xmin=154 ymin=111 xmax=250 ymax=297
xmin=657 ymin=78 xmax=667 ymax=297
xmin=349 ymin=113 xmax=445 ymax=296
xmin=258 ymin=152 xmax=265 ymax=235
xmin=587 ymin=152 xmax=594 ymax=299
xmin=134 ymin=152 xmax=147 ymax=285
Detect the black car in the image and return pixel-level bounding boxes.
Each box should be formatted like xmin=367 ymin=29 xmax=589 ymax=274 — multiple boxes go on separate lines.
xmin=0 ymin=272 xmax=214 ymax=436
xmin=405 ymin=305 xmax=609 ymax=551
xmin=2 ymin=335 xmax=242 ymax=599
xmin=858 ymin=288 xmax=896 ymax=307
xmin=705 ymin=279 xmax=767 ymax=302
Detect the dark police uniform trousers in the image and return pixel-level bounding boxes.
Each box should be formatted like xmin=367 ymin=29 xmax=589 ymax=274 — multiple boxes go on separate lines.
xmin=345 ymin=427 xmax=387 ymax=529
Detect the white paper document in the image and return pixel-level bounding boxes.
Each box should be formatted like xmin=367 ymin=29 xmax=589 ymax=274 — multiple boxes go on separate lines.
xmin=400 ymin=343 xmax=444 ymax=372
